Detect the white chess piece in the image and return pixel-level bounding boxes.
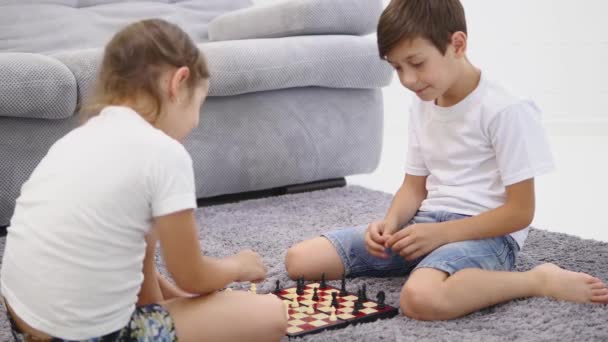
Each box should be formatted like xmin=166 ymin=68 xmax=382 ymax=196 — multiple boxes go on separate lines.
xmin=291 ymin=297 xmax=299 ymax=308
xmin=329 ymin=306 xmax=337 ymax=321
xmin=307 ymin=305 xmax=314 ymax=314
xmin=250 ymin=283 xmax=257 ymax=294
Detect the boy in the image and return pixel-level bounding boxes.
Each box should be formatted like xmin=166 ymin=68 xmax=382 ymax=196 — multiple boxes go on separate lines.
xmin=285 ymin=0 xmax=608 ymax=320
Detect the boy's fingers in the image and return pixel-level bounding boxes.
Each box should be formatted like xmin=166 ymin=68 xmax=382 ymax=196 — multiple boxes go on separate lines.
xmin=386 ymin=228 xmax=409 ymax=247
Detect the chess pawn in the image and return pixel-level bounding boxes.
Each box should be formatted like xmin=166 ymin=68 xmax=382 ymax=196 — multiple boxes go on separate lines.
xmin=283 ymin=301 xmax=290 ymax=320
xmin=377 ymin=290 xmax=386 ymax=309
xmin=250 ymin=283 xmax=257 ymax=294
xmin=320 ymin=272 xmax=327 ymax=289
xmin=274 ymin=279 xmax=281 ymax=294
xmin=329 ymin=306 xmax=337 ymax=321
xmin=331 ymin=291 xmax=339 ymax=308
xmin=312 ymin=287 xmax=319 ymax=301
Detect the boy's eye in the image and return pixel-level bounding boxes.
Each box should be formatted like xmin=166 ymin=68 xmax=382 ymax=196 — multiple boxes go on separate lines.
xmin=412 ymin=62 xmax=424 ymax=68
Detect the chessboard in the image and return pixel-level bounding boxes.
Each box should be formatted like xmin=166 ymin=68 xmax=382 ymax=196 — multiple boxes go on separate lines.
xmin=273 ymin=278 xmax=398 ymax=338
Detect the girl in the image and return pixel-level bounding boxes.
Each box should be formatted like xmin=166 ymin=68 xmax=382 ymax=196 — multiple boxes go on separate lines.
xmin=1 ymin=19 xmax=287 ymax=341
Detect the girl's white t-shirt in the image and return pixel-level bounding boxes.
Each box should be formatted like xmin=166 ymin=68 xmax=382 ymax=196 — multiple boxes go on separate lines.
xmin=406 ymin=74 xmax=555 ymax=248
xmin=0 ymin=106 xmax=196 ymax=339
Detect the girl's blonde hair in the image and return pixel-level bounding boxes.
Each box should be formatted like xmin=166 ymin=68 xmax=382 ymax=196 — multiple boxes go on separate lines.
xmin=83 ymin=19 xmax=210 ymax=120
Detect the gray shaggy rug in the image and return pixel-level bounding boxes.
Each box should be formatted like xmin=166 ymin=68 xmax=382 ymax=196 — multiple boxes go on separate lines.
xmin=1 ymin=186 xmax=607 ymax=341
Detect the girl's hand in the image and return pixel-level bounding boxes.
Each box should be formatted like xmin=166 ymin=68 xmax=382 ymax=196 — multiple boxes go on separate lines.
xmin=365 ymin=220 xmax=398 ymax=259
xmin=385 ymin=223 xmax=447 ymax=261
xmin=229 ymin=250 xmax=267 ymax=283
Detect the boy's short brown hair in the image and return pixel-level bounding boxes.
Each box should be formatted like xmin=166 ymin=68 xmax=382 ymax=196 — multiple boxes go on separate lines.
xmin=377 ymin=0 xmax=467 ymax=58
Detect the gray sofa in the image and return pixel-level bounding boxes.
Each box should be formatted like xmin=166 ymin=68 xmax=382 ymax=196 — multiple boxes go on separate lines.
xmin=0 ymin=0 xmax=393 ymax=227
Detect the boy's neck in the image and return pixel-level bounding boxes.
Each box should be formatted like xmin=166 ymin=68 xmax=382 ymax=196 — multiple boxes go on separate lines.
xmin=436 ymin=60 xmax=481 ymax=107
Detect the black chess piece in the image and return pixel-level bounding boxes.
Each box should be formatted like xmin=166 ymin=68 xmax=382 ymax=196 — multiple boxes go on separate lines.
xmin=331 ymin=292 xmax=339 ymax=308
xmin=352 ymin=303 xmax=360 ymax=315
xmin=353 ymin=300 xmax=363 ymax=314
xmin=320 ymin=272 xmax=327 ymax=289
xmin=377 ymin=291 xmax=386 ymax=309
xmin=340 ymin=273 xmax=347 ymax=296
xmin=312 ymin=287 xmax=319 ymax=301
xmin=362 ymin=284 xmax=368 ymax=301
xmin=274 ymin=280 xmax=280 ymax=294
xmin=296 ymin=276 xmax=304 ymax=295
xmin=356 ymin=288 xmax=363 ymax=303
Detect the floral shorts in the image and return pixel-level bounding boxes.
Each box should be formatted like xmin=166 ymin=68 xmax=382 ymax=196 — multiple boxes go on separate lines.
xmin=8 ymin=304 xmax=177 ymax=342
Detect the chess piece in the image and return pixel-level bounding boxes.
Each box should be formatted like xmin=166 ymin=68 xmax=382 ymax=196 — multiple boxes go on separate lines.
xmin=331 ymin=292 xmax=339 ymax=308
xmin=362 ymin=284 xmax=367 ymax=301
xmin=329 ymin=306 xmax=337 ymax=321
xmin=225 ymin=287 xmax=232 ymax=292
xmin=312 ymin=287 xmax=319 ymax=301
xmin=352 ymin=302 xmax=360 ymax=315
xmin=377 ymin=291 xmax=386 ymax=309
xmin=354 ymin=300 xmax=364 ymax=313
xmin=291 ymin=297 xmax=299 ymax=308
xmin=320 ymin=272 xmax=327 ymax=289
xmin=340 ymin=273 xmax=347 ymax=297
xmin=250 ymin=283 xmax=257 ymax=294
xmin=274 ymin=280 xmax=280 ymax=294
xmin=307 ymin=305 xmax=314 ymax=314
xmin=357 ymin=288 xmax=363 ymax=303
xmin=283 ymin=301 xmax=290 ymax=320
xmin=296 ymin=276 xmax=304 ymax=296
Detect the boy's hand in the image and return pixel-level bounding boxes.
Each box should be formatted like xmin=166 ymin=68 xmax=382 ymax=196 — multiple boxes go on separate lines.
xmin=386 ymin=223 xmax=447 ymax=261
xmin=229 ymin=250 xmax=268 ymax=283
xmin=365 ymin=220 xmax=398 ymax=259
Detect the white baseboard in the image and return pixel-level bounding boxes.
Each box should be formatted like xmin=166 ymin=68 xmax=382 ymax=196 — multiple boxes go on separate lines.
xmin=544 ymin=119 xmax=608 ymax=136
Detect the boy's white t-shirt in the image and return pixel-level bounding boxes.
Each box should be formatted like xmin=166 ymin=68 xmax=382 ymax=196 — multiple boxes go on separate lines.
xmin=406 ymin=73 xmax=555 ymax=248
xmin=0 ymin=106 xmax=196 ymax=339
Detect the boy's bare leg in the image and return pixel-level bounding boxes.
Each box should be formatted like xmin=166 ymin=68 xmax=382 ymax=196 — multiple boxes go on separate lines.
xmin=162 ymin=290 xmax=287 ymax=342
xmin=285 ymin=237 xmax=345 ymax=280
xmin=402 ymin=264 xmax=608 ymax=321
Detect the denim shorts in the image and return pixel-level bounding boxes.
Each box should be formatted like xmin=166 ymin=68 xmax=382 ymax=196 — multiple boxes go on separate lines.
xmin=7 ymin=304 xmax=177 ymax=342
xmin=322 ymin=211 xmax=520 ymax=277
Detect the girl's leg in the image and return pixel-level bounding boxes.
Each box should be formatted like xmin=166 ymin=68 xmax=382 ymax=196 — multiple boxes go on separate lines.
xmin=162 ymin=290 xmax=287 ymax=342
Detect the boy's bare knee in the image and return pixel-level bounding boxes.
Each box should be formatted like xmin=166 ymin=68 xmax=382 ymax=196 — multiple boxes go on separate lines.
xmin=285 ymin=245 xmax=305 ymax=279
xmin=400 ymin=283 xmax=445 ymax=321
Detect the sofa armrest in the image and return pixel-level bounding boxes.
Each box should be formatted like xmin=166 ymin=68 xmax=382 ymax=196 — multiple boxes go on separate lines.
xmin=208 ymin=0 xmax=383 ymax=41
xmin=0 ymin=53 xmax=77 ymax=120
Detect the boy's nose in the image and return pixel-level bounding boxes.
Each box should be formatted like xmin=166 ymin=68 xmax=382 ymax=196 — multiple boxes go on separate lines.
xmin=400 ymin=72 xmax=417 ymax=89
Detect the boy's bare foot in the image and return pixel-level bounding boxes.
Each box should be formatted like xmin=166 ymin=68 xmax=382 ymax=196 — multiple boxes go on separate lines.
xmin=532 ymin=263 xmax=608 ymax=303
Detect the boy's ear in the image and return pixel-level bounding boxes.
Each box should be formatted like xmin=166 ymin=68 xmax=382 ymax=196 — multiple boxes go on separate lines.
xmin=450 ymin=31 xmax=467 ymax=58
xmin=169 ymin=67 xmax=191 ymax=102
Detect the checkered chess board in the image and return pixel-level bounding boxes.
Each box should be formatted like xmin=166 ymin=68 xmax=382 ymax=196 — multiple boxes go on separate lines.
xmin=276 ymin=282 xmax=398 ymax=338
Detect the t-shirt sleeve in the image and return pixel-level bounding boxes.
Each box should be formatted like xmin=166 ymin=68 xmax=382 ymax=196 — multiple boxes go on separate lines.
xmin=487 ymin=100 xmax=556 ymax=186
xmin=405 ymin=106 xmax=430 ymax=176
xmin=148 ymin=142 xmax=197 ymax=217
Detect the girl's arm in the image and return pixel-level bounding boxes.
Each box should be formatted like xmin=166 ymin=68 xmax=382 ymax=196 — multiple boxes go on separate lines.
xmin=154 ymin=209 xmax=264 ymax=295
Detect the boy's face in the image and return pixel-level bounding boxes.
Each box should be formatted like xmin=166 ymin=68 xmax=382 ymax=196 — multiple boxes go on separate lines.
xmin=386 ymin=37 xmax=459 ymax=102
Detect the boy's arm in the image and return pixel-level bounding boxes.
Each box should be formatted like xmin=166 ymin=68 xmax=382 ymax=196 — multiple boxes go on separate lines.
xmin=442 ymin=178 xmax=535 ymax=243
xmin=384 ymin=174 xmax=428 ymax=233
xmin=387 ymin=178 xmax=534 ymax=260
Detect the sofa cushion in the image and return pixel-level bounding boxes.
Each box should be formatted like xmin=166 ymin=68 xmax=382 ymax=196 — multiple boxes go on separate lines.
xmin=204 ymin=35 xmax=393 ymax=96
xmin=0 ymin=53 xmax=77 ymax=120
xmin=0 ymin=0 xmax=253 ymax=54
xmin=52 ymin=35 xmax=393 ymax=102
xmin=208 ymin=0 xmax=383 ymax=41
